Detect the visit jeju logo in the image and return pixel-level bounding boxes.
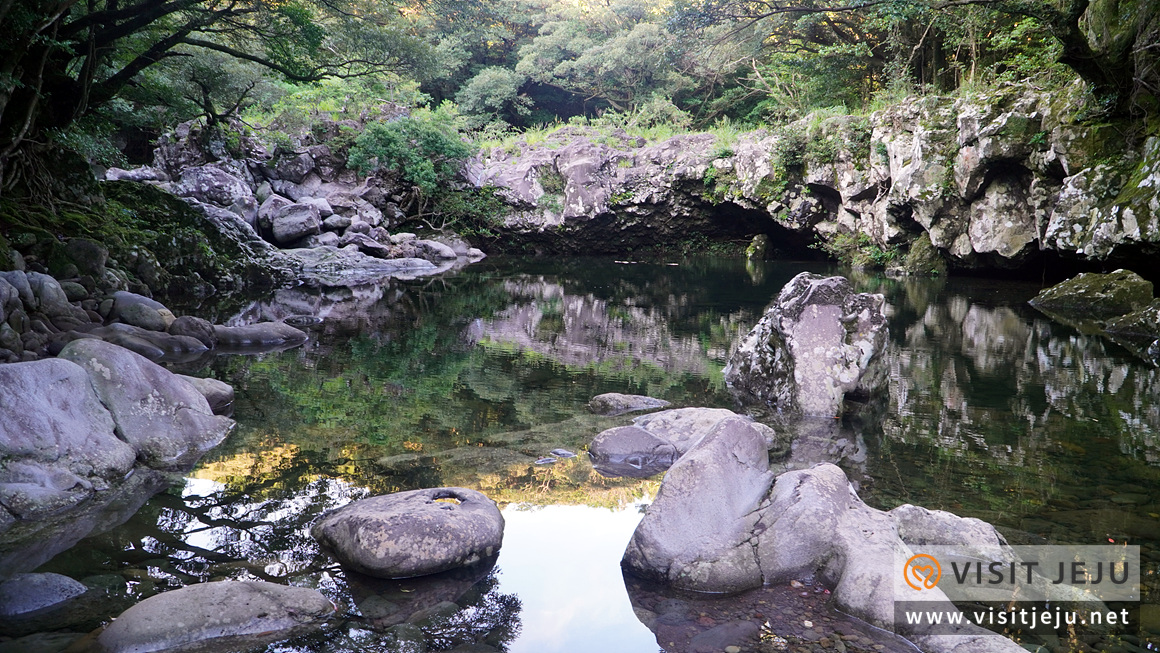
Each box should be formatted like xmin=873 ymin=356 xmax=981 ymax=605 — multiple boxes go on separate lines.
xmin=904 ymin=553 xmax=942 ymax=591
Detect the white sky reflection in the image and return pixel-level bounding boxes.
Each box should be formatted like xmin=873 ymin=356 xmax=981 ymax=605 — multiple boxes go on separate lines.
xmin=497 ymin=499 xmax=659 ymax=653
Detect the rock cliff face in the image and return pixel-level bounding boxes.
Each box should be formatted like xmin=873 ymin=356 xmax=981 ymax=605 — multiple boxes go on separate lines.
xmin=471 ymin=85 xmax=1160 ymax=268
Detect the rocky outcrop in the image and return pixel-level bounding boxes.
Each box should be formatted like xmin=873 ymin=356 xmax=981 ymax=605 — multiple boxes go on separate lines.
xmin=97 ymin=118 xmax=488 ymax=289
xmin=724 ymin=273 xmax=888 ymax=417
xmin=311 ymin=487 xmax=504 ymax=579
xmin=472 ymin=85 xmax=1160 ymax=269
xmin=621 ymin=422 xmax=1025 ymax=653
xmin=95 ymin=580 xmax=335 ymax=653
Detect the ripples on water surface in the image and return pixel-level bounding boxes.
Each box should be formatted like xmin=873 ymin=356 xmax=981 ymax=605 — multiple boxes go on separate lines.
xmin=29 ymin=257 xmax=1160 ymax=652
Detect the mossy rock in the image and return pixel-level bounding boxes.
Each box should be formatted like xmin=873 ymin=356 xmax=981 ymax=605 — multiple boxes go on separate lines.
xmin=1029 ymin=270 xmax=1154 ymax=319
xmin=898 ymin=233 xmax=946 ymax=277
xmin=1104 ymin=299 xmax=1160 ymax=339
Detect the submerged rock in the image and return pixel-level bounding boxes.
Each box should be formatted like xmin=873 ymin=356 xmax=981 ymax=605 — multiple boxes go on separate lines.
xmin=312 ymin=487 xmax=504 ymax=579
xmin=724 ymin=273 xmax=888 ymax=417
xmin=588 ymin=408 xmax=777 ymax=478
xmin=588 ymin=393 xmax=670 ymax=416
xmin=95 ymin=580 xmax=334 ymax=653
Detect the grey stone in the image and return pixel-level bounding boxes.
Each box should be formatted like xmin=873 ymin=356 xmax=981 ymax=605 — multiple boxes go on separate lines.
xmin=0 ymin=573 xmax=87 ymax=616
xmin=275 ymin=152 xmax=316 ymax=183
xmin=339 ymin=232 xmax=392 ymax=258
xmin=176 ymin=375 xmax=235 ymax=415
xmin=272 ymin=203 xmax=321 ymax=245
xmin=104 ymin=166 xmax=169 ymax=183
xmin=59 ymin=339 xmax=234 ymax=469
xmin=0 ymin=358 xmax=136 ymax=520
xmin=323 ymin=214 xmax=352 ymax=231
xmin=622 ymin=417 xmax=774 ymax=593
xmin=312 ymin=487 xmax=504 ymax=578
xmin=724 ymin=273 xmax=888 ymax=417
xmin=0 ymin=272 xmax=33 ymax=311
xmin=95 ymin=580 xmax=334 ymax=653
xmin=116 ymin=302 xmax=168 ymax=332
xmin=257 ymin=194 xmax=294 ymax=232
xmin=301 ymin=231 xmax=341 ymax=248
xmin=633 ymin=407 xmax=778 ymax=454
xmin=26 ymin=273 xmax=78 ymax=319
xmin=168 ymin=315 xmax=217 ymax=348
xmin=300 ymin=196 xmax=334 ymax=217
xmin=87 ymin=323 xmax=208 ymax=360
xmin=588 ymin=393 xmax=670 ymax=416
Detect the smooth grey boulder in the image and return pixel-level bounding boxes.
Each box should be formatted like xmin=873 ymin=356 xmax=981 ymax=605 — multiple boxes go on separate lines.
xmin=272 ymin=203 xmax=321 ymax=245
xmin=58 ymin=339 xmax=234 ymax=469
xmin=104 ymin=166 xmax=169 ymax=183
xmin=110 ymin=292 xmax=174 ymax=326
xmin=724 ymin=272 xmax=888 ymax=417
xmin=1029 ymin=269 xmax=1153 ymax=319
xmin=588 ymin=393 xmax=670 ymax=416
xmin=176 ymin=375 xmax=234 ymax=415
xmin=0 ymin=358 xmax=136 ymax=521
xmin=116 ymin=302 xmax=167 ymax=332
xmin=622 ymin=417 xmax=774 ymax=593
xmin=0 ymin=573 xmax=87 ymax=616
xmin=214 ymin=321 xmax=307 ymax=347
xmin=312 ymin=487 xmax=504 ymax=579
xmin=95 ymin=580 xmax=335 ymax=653
xmin=0 ymin=272 xmax=34 ymax=310
xmin=339 ymin=231 xmax=392 ymax=258
xmin=257 ymin=194 xmax=293 ymax=232
xmin=167 ymin=315 xmax=217 ymax=348
xmin=26 ymin=273 xmax=80 ymax=320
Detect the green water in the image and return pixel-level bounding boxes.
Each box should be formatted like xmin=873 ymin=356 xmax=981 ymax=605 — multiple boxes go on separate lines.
xmin=27 ymin=257 xmax=1160 ymax=652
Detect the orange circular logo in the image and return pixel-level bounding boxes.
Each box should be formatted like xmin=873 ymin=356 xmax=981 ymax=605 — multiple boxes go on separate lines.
xmin=904 ymin=553 xmax=942 ymax=591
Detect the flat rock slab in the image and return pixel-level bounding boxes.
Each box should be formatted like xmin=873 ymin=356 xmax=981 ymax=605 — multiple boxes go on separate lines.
xmin=588 ymin=393 xmax=670 ymax=416
xmin=311 ymin=488 xmax=504 ymax=579
xmin=96 ymin=580 xmax=334 ymax=653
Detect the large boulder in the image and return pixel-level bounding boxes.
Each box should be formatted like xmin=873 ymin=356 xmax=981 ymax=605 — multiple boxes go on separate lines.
xmin=58 ymin=339 xmax=233 ymax=469
xmin=1029 ymin=270 xmax=1153 ymax=320
xmin=271 ymin=203 xmax=321 ymax=245
xmin=311 ymin=487 xmax=504 ymax=579
xmin=724 ymin=273 xmax=888 ymax=417
xmin=622 ymin=418 xmax=774 ymax=593
xmin=623 ymin=455 xmax=1027 ymax=653
xmin=96 ymin=581 xmax=335 ymax=653
xmin=0 ymin=358 xmax=136 ymax=522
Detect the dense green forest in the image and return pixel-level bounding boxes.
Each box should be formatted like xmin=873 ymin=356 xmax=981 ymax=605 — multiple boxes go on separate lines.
xmin=1 ymin=0 xmax=1156 ymax=190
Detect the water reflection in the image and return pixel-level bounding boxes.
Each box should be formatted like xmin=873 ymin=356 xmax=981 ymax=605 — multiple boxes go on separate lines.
xmin=19 ymin=258 xmax=1160 ymax=652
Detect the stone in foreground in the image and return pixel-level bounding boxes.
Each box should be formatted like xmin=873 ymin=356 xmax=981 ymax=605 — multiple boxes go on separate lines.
xmin=95 ymin=580 xmax=334 ymax=653
xmin=588 ymin=393 xmax=670 ymax=416
xmin=311 ymin=487 xmax=504 ymax=578
xmin=724 ymin=272 xmax=888 ymax=417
